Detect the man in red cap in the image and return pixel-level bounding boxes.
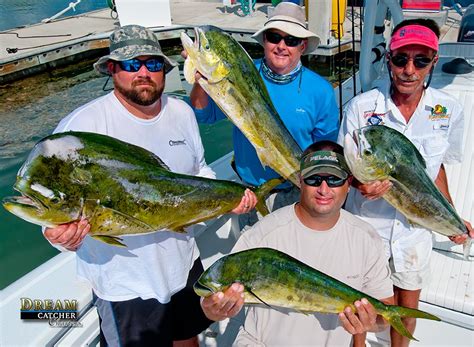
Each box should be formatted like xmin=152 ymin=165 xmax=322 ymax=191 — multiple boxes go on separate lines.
xmin=338 ymin=18 xmax=473 ymax=346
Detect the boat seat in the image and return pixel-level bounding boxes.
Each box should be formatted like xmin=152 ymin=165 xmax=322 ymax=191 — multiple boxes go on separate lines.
xmin=420 ymin=249 xmax=473 ymax=316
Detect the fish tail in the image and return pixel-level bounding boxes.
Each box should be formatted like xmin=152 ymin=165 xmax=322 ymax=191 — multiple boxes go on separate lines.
xmin=383 ymin=306 xmax=441 ymax=341
xmin=462 ymin=235 xmax=472 ymax=260
xmin=253 ymin=178 xmax=286 ymax=216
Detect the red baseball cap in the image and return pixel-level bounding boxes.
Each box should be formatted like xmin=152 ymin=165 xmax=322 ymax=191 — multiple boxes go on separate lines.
xmin=390 ymin=24 xmax=439 ymax=52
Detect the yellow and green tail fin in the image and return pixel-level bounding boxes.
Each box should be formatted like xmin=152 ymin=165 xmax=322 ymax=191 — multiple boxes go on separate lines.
xmin=253 ymin=178 xmax=286 ymax=216
xmin=384 ymin=305 xmax=441 ymax=341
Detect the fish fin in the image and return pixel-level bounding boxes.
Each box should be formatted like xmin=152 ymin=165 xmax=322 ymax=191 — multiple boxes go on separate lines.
xmin=167 ymin=225 xmax=186 ymax=233
xmin=183 ymin=58 xmax=196 ymax=84
xmin=255 ymin=201 xmax=270 ymax=217
xmin=151 ymin=154 xmax=170 ymax=171
xmin=246 ymin=288 xmax=272 ymax=308
xmin=91 ymin=235 xmax=126 ymax=247
xmin=383 ymin=305 xmax=440 ymax=341
xmin=85 ymin=203 xmax=155 ymax=236
xmin=462 ymin=237 xmax=473 ymax=260
xmin=253 ymin=178 xmax=286 ymax=216
xmin=386 ymin=315 xmax=418 ymax=341
xmin=254 ymin=149 xmax=270 ymax=168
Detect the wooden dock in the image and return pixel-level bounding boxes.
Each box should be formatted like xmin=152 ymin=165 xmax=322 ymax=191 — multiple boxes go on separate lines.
xmin=0 ymin=1 xmax=462 ymax=83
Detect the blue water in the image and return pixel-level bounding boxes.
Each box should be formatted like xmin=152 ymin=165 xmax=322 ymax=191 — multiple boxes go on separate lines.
xmin=0 ymin=0 xmax=107 ymax=31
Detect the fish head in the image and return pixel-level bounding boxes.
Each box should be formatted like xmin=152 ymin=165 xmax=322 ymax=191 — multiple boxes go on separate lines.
xmin=180 ymin=26 xmax=231 ymax=84
xmin=344 ymin=125 xmax=395 ymax=183
xmin=2 ymin=134 xmax=85 ymax=227
xmin=193 ymin=256 xmax=237 ymax=297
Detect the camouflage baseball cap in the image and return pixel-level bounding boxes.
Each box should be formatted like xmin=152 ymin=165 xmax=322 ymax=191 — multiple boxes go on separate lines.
xmin=300 ymin=150 xmax=350 ymax=179
xmin=94 ymin=24 xmax=177 ymax=75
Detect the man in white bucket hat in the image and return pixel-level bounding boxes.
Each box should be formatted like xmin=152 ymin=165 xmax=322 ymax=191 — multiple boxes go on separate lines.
xmin=189 ymin=1 xmax=340 ymax=229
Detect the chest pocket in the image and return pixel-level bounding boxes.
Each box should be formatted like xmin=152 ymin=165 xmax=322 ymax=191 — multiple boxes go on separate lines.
xmin=416 ymin=135 xmax=449 ymax=180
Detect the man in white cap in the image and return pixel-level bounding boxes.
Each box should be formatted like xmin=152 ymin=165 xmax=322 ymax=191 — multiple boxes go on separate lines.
xmin=199 ymin=141 xmax=394 ymax=346
xmin=43 ymin=24 xmax=254 ymax=347
xmin=189 ymin=2 xmax=340 ymax=227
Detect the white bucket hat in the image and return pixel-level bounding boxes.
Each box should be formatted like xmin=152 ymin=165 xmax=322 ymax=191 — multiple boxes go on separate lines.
xmin=252 ymin=2 xmax=320 ymax=55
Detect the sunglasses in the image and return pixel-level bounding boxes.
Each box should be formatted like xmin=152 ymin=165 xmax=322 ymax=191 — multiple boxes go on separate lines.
xmin=264 ymin=31 xmax=303 ymax=47
xmin=389 ymin=54 xmax=434 ymax=69
xmin=303 ymin=175 xmax=347 ymax=188
xmin=116 ymin=58 xmax=164 ymax=73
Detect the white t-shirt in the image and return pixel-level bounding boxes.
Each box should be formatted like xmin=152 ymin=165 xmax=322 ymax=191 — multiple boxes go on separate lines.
xmin=231 ymin=205 xmax=393 ymax=346
xmin=54 ymin=92 xmax=215 ymax=302
xmin=337 ymin=85 xmax=464 ymax=273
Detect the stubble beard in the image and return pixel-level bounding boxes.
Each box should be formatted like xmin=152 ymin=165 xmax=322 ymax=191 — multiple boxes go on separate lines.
xmin=114 ymin=78 xmax=164 ymax=106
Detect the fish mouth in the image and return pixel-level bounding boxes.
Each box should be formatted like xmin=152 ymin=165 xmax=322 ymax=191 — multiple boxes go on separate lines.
xmin=343 ymin=131 xmax=361 ymax=161
xmin=352 ymin=130 xmax=362 ymax=156
xmin=2 ymin=194 xmax=43 ymax=211
xmin=193 ymin=280 xmax=214 ymax=297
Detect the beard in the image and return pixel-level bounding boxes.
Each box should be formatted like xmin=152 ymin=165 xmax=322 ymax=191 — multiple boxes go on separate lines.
xmin=114 ymin=77 xmax=164 ymax=106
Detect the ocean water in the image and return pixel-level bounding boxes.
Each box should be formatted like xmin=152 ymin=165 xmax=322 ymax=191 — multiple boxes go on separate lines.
xmin=0 ymin=0 xmax=107 ymax=31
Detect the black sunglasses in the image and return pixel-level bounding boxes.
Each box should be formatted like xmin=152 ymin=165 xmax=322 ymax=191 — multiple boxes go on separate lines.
xmin=389 ymin=54 xmax=434 ymax=69
xmin=303 ymin=175 xmax=347 ymax=188
xmin=116 ymin=58 xmax=164 ymax=73
xmin=264 ymin=31 xmax=303 ymax=47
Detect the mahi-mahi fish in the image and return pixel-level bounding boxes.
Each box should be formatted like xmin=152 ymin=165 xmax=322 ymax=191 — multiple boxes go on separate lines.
xmin=344 ymin=125 xmax=471 ymax=258
xmin=2 ymin=132 xmax=282 ymax=247
xmin=194 ymin=248 xmax=441 ymax=341
xmin=181 ymin=25 xmax=302 ymax=186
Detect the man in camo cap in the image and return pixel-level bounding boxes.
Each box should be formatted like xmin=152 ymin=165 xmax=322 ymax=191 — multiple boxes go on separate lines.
xmin=94 ymin=24 xmax=176 ymax=75
xmin=44 ymin=24 xmax=254 ymax=347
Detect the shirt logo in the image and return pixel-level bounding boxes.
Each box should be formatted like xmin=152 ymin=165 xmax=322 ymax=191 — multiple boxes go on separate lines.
xmin=169 ymin=139 xmax=186 ymax=146
xmin=364 ymin=111 xmax=386 ymax=126
xmin=429 ymin=104 xmax=449 ymax=120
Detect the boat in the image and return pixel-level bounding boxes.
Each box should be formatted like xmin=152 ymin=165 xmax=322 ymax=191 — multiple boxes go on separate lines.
xmin=1 ymin=1 xmax=473 ymax=346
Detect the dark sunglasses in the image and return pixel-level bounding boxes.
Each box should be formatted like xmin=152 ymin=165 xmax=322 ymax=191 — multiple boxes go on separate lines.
xmin=116 ymin=58 xmax=164 ymax=72
xmin=264 ymin=31 xmax=303 ymax=47
xmin=303 ymin=175 xmax=347 ymax=188
xmin=389 ymin=54 xmax=434 ymax=69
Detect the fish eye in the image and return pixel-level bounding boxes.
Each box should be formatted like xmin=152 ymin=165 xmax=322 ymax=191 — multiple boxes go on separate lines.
xmin=363 ymin=150 xmax=372 ymax=156
xmin=204 ymin=43 xmax=210 ymax=50
xmin=50 ymin=197 xmax=60 ymax=204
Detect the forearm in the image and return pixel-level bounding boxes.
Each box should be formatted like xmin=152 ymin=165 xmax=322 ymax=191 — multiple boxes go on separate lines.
xmin=190 ymin=83 xmax=210 ymax=110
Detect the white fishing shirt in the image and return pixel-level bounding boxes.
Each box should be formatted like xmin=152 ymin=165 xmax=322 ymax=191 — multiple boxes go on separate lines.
xmin=53 ymin=92 xmax=215 ymax=302
xmin=337 ymin=85 xmax=464 ymax=273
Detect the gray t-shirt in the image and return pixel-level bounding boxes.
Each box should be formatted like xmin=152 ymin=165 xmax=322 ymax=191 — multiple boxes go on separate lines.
xmin=232 ymin=204 xmax=393 ymax=346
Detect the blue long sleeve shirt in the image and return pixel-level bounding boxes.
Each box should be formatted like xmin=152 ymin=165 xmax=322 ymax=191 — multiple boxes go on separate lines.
xmin=193 ymin=59 xmax=340 ymax=187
